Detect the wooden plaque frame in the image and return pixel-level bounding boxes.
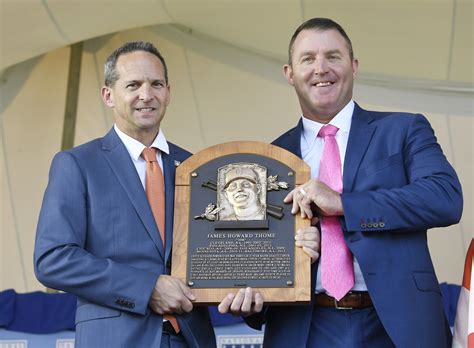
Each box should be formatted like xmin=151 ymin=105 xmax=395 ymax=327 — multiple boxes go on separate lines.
xmin=172 ymin=141 xmax=311 ymax=305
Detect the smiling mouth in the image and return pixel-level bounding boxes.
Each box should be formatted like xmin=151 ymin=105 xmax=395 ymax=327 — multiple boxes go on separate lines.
xmin=135 ymin=107 xmax=156 ymax=112
xmin=313 ymin=81 xmax=333 ymax=87
xmin=234 ymin=193 xmax=249 ymax=201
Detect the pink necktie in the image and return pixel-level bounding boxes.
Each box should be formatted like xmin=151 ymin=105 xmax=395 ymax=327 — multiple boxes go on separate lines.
xmin=142 ymin=147 xmax=180 ymax=333
xmin=318 ymin=125 xmax=354 ymax=301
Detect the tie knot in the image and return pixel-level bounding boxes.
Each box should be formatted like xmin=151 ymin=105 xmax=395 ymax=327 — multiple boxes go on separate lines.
xmin=141 ymin=147 xmax=158 ymax=162
xmin=318 ymin=124 xmax=339 ymax=138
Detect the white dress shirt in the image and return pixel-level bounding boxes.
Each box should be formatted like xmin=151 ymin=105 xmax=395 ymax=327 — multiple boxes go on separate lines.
xmin=300 ymin=100 xmax=368 ymax=293
xmin=114 ymin=125 xmax=169 ymax=190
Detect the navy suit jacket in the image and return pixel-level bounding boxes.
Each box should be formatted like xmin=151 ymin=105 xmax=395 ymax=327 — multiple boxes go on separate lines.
xmin=253 ymin=104 xmax=462 ymax=348
xmin=34 ymin=129 xmax=216 ymax=348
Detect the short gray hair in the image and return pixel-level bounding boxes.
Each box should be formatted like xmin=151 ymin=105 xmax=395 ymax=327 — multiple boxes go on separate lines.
xmin=104 ymin=41 xmax=168 ymax=87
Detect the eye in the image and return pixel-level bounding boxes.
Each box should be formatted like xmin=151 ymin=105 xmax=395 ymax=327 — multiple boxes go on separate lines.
xmin=242 ymin=181 xmax=252 ymax=188
xmin=152 ymin=81 xmax=165 ymax=88
xmin=301 ymin=56 xmax=314 ymax=64
xmin=126 ymin=82 xmax=138 ymax=89
xmin=227 ymin=183 xmax=237 ymax=191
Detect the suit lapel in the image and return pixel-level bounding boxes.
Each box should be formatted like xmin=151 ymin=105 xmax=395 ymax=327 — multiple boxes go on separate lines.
xmin=101 ymin=129 xmax=165 ymax=259
xmin=162 ymin=148 xmax=177 ymax=262
xmin=343 ymin=104 xmax=376 ymax=192
xmin=278 ymin=119 xmax=303 ymax=158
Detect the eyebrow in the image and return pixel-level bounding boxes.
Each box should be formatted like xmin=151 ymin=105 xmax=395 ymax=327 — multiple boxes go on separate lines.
xmin=122 ymin=78 xmax=166 ymax=85
xmin=298 ymin=49 xmax=343 ymax=57
xmin=325 ymin=49 xmax=343 ymax=56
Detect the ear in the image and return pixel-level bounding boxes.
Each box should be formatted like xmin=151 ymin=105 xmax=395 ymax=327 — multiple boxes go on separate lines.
xmin=101 ymin=86 xmax=114 ymax=108
xmin=283 ymin=64 xmax=294 ymax=86
xmin=352 ymin=58 xmax=359 ymax=79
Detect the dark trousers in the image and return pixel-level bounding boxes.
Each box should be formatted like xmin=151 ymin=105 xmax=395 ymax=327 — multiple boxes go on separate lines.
xmin=306 ymin=306 xmax=395 ymax=348
xmin=160 ymin=332 xmax=189 ymax=348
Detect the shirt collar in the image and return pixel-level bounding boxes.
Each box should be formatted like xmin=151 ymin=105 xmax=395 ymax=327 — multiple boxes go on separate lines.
xmin=302 ymin=100 xmax=354 ymax=143
xmin=113 ymin=124 xmax=169 ymax=161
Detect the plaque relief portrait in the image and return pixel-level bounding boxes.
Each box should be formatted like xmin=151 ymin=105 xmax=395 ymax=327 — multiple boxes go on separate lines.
xmin=217 ymin=163 xmax=267 ymax=221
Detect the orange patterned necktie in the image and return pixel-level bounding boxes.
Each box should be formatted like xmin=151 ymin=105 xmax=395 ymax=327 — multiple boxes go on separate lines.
xmin=141 ymin=147 xmax=180 ymax=333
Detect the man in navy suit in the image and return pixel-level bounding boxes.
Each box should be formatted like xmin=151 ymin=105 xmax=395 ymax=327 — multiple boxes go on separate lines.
xmin=224 ymin=18 xmax=463 ymax=347
xmin=34 ymin=41 xmax=215 ymax=347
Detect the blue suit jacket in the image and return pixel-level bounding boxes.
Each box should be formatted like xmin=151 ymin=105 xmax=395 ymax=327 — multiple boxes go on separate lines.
xmin=253 ymin=104 xmax=462 ymax=348
xmin=34 ymin=129 xmax=216 ymax=348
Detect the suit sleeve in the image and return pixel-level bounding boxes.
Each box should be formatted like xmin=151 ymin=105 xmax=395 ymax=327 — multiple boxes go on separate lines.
xmin=341 ymin=114 xmax=463 ymax=232
xmin=34 ymin=151 xmax=158 ymax=315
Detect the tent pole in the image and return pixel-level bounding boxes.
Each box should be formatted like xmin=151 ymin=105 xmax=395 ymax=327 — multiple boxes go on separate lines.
xmin=61 ymin=42 xmax=83 ymax=151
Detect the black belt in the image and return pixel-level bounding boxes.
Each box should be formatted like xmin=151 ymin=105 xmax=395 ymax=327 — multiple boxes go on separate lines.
xmin=162 ymin=320 xmax=180 ymax=335
xmin=315 ymin=291 xmax=373 ymax=309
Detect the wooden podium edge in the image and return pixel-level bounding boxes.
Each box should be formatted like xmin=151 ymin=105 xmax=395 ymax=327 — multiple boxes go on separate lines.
xmin=172 ymin=141 xmax=311 ymax=304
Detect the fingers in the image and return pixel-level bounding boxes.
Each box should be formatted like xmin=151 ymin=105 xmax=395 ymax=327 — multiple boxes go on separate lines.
xmin=303 ymin=246 xmax=320 ymax=263
xmin=295 ymin=226 xmax=320 ymax=242
xmin=310 ymin=216 xmax=320 ymax=226
xmin=283 ymin=188 xmax=295 ymax=203
xmin=295 ymin=226 xmax=321 ymax=264
xmin=180 ymin=298 xmax=194 ymax=313
xmin=298 ymin=197 xmax=313 ymax=219
xmin=230 ymin=288 xmax=247 ymax=314
xmin=178 ymin=280 xmax=196 ymax=302
xmin=218 ymin=293 xmax=235 ymax=314
xmin=218 ymin=287 xmax=263 ymax=317
xmin=150 ymin=276 xmax=194 ymax=315
xmin=253 ymin=292 xmax=264 ymax=313
xmin=292 ymin=198 xmax=300 ymax=215
xmin=289 ymin=185 xmax=314 ymax=218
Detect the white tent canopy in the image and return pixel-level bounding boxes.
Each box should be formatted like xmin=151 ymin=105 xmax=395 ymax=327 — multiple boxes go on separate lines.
xmin=1 ymin=0 xmax=472 ymax=292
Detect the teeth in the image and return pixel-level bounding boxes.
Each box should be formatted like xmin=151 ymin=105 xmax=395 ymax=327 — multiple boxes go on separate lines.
xmin=137 ymin=108 xmax=154 ymax=112
xmin=315 ymin=82 xmax=332 ymax=87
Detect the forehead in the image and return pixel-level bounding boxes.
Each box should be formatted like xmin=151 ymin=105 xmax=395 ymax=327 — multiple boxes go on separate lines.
xmin=227 ymin=178 xmax=254 ymax=186
xmin=115 ymin=51 xmax=165 ymax=80
xmin=292 ymin=29 xmax=350 ymax=56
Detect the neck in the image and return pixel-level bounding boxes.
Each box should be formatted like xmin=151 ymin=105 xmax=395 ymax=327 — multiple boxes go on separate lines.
xmin=116 ymin=125 xmax=160 ymax=147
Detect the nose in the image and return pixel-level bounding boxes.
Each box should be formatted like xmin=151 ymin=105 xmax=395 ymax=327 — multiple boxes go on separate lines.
xmin=314 ymin=57 xmax=328 ymax=75
xmin=139 ymin=84 xmax=153 ymax=101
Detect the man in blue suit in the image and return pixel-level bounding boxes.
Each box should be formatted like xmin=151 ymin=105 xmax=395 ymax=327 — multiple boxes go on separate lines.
xmin=234 ymin=18 xmax=462 ymax=347
xmin=34 ymin=41 xmax=215 ymax=347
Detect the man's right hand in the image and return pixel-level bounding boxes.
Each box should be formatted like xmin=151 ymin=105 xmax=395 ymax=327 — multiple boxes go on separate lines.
xmin=148 ymin=275 xmax=195 ymax=315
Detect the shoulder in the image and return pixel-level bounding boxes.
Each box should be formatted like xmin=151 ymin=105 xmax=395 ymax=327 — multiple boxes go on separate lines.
xmin=355 ymin=106 xmax=432 ymax=135
xmin=357 ymin=104 xmax=427 ymax=125
xmin=272 ymin=121 xmax=302 ymax=146
xmin=53 ymin=137 xmax=103 ymax=162
xmin=168 ymin=142 xmax=192 ymax=162
xmin=272 ymin=127 xmax=295 ymax=145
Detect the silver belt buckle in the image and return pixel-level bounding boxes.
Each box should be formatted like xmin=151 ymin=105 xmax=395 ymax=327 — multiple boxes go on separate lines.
xmin=334 ymin=298 xmax=352 ymax=310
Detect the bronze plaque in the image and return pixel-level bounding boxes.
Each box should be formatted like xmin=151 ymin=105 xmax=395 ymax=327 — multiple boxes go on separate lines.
xmin=172 ymin=141 xmax=311 ymax=304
